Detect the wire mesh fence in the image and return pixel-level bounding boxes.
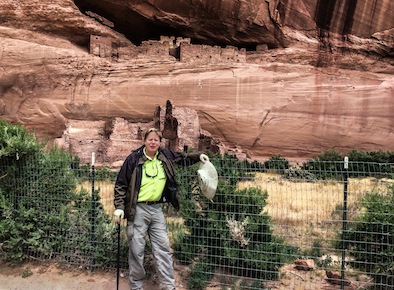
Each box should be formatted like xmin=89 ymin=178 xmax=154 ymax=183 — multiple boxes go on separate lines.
xmin=0 ymin=154 xmax=393 ymax=290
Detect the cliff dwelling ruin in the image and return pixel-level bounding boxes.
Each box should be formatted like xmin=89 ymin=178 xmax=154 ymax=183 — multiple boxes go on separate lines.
xmin=89 ymin=35 xmax=247 ymax=63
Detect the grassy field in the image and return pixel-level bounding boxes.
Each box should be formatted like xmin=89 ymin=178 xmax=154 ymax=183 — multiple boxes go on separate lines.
xmin=80 ymin=173 xmax=393 ymax=251
xmin=239 ymin=172 xmax=393 ymax=250
xmin=77 ymin=180 xmax=116 ymax=217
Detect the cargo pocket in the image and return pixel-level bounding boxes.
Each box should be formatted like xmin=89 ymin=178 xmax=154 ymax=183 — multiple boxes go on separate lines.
xmin=126 ymin=221 xmax=134 ymax=241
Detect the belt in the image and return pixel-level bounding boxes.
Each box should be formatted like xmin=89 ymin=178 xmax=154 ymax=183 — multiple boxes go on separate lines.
xmin=138 ymin=201 xmax=162 ymax=205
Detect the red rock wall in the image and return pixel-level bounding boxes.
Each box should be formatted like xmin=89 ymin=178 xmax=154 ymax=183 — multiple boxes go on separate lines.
xmin=0 ymin=0 xmax=393 ymax=164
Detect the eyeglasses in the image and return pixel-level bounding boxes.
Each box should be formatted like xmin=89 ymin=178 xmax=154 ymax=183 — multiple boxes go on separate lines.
xmin=144 ymin=160 xmax=158 ymax=178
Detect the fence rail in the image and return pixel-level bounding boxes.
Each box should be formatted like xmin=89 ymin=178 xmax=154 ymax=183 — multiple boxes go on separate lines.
xmin=1 ymin=155 xmax=393 ymax=290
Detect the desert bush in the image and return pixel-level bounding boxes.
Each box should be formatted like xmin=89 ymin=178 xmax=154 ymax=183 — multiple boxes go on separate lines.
xmin=60 ymin=187 xmax=129 ymax=269
xmin=0 ymin=120 xmax=127 ymax=268
xmin=347 ymin=150 xmax=394 ymax=178
xmin=247 ymin=156 xmax=290 ymax=174
xmin=263 ymin=155 xmax=290 ymax=174
xmin=301 ymin=149 xmax=394 ymax=180
xmin=187 ymin=257 xmax=215 ymax=290
xmin=301 ymin=149 xmax=344 ymax=180
xmin=283 ymin=166 xmax=316 ymax=181
xmin=173 ymin=153 xmax=298 ymax=289
xmin=0 ymin=120 xmax=76 ymax=261
xmin=344 ymin=185 xmax=394 ymax=288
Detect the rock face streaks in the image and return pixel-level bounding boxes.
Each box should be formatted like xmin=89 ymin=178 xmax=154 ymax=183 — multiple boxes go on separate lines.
xmin=0 ymin=0 xmax=393 ymax=164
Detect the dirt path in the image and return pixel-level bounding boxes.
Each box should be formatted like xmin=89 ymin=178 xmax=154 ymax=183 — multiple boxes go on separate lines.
xmin=0 ymin=262 xmax=161 ymax=290
xmin=0 ymin=261 xmax=374 ymax=290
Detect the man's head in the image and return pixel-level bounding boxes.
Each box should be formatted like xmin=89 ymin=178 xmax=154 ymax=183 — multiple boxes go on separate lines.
xmin=144 ymin=128 xmax=162 ymax=158
xmin=144 ymin=128 xmax=162 ymax=141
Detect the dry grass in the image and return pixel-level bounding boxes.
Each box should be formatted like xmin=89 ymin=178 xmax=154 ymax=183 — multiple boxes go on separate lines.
xmin=239 ymin=172 xmax=393 ymax=249
xmin=77 ymin=180 xmax=115 ymax=218
xmin=78 ymin=173 xmax=393 ymax=250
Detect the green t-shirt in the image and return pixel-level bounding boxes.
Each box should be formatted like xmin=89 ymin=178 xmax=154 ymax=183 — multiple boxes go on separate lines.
xmin=138 ymin=150 xmax=167 ymax=202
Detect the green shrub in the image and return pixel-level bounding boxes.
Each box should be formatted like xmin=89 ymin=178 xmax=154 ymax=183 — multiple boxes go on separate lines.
xmin=263 ymin=155 xmax=290 ymax=173
xmin=174 ymin=153 xmax=298 ymax=288
xmin=283 ymin=166 xmax=316 ymax=181
xmin=347 ymin=150 xmax=394 ymax=178
xmin=61 ymin=187 xmax=128 ymax=269
xmin=301 ymin=149 xmax=394 ymax=180
xmin=0 ymin=121 xmax=75 ymax=262
xmin=0 ymin=120 xmax=42 ymax=157
xmin=344 ymin=186 xmax=394 ymax=288
xmin=301 ymin=149 xmax=344 ymax=180
xmin=0 ymin=120 xmax=127 ymax=268
xmin=188 ymin=257 xmax=214 ymax=290
xmin=0 ymin=193 xmax=39 ymax=262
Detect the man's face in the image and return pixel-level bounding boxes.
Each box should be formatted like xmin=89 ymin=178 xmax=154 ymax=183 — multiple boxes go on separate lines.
xmin=144 ymin=132 xmax=161 ymax=156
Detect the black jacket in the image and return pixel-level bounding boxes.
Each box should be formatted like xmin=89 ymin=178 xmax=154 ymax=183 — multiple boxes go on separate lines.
xmin=114 ymin=145 xmax=200 ymax=222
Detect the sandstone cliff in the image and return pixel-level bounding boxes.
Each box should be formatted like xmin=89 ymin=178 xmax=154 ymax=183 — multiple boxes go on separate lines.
xmin=0 ymin=0 xmax=393 ymax=164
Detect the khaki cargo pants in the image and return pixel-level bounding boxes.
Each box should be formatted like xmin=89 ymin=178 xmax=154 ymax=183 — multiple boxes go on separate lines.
xmin=127 ymin=203 xmax=175 ymax=290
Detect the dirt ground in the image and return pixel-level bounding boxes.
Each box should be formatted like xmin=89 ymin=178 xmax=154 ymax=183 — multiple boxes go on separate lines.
xmin=0 ymin=261 xmax=187 ymax=290
xmin=0 ymin=261 xmax=374 ymax=290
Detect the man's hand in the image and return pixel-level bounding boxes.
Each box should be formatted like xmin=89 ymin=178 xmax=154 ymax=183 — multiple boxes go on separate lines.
xmin=200 ymin=153 xmax=209 ymax=163
xmin=114 ymin=209 xmax=124 ymax=222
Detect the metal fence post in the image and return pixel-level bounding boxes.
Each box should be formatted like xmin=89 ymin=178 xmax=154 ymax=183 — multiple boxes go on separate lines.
xmin=341 ymin=156 xmax=349 ymax=289
xmin=90 ymin=152 xmax=96 ymax=271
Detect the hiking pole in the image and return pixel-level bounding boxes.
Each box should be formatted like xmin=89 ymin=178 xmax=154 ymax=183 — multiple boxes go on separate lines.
xmin=116 ymin=218 xmax=121 ymax=290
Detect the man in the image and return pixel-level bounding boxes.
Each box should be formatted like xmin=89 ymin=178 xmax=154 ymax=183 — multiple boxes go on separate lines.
xmin=114 ymin=127 xmax=206 ymax=290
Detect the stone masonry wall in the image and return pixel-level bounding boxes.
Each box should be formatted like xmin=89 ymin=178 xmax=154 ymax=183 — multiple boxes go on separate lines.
xmin=89 ymin=34 xmax=247 ymax=64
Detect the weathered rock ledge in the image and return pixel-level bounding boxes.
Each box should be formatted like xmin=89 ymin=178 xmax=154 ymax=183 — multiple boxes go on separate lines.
xmin=0 ymin=0 xmax=393 ymax=164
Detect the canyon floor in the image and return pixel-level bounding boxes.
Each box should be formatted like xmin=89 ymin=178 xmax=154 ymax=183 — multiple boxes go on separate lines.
xmin=0 ymin=260 xmax=373 ymax=290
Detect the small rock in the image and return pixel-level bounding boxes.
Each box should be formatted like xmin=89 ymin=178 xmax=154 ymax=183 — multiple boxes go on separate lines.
xmin=326 ymin=270 xmax=351 ymax=286
xmin=294 ymin=259 xmax=315 ymax=271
